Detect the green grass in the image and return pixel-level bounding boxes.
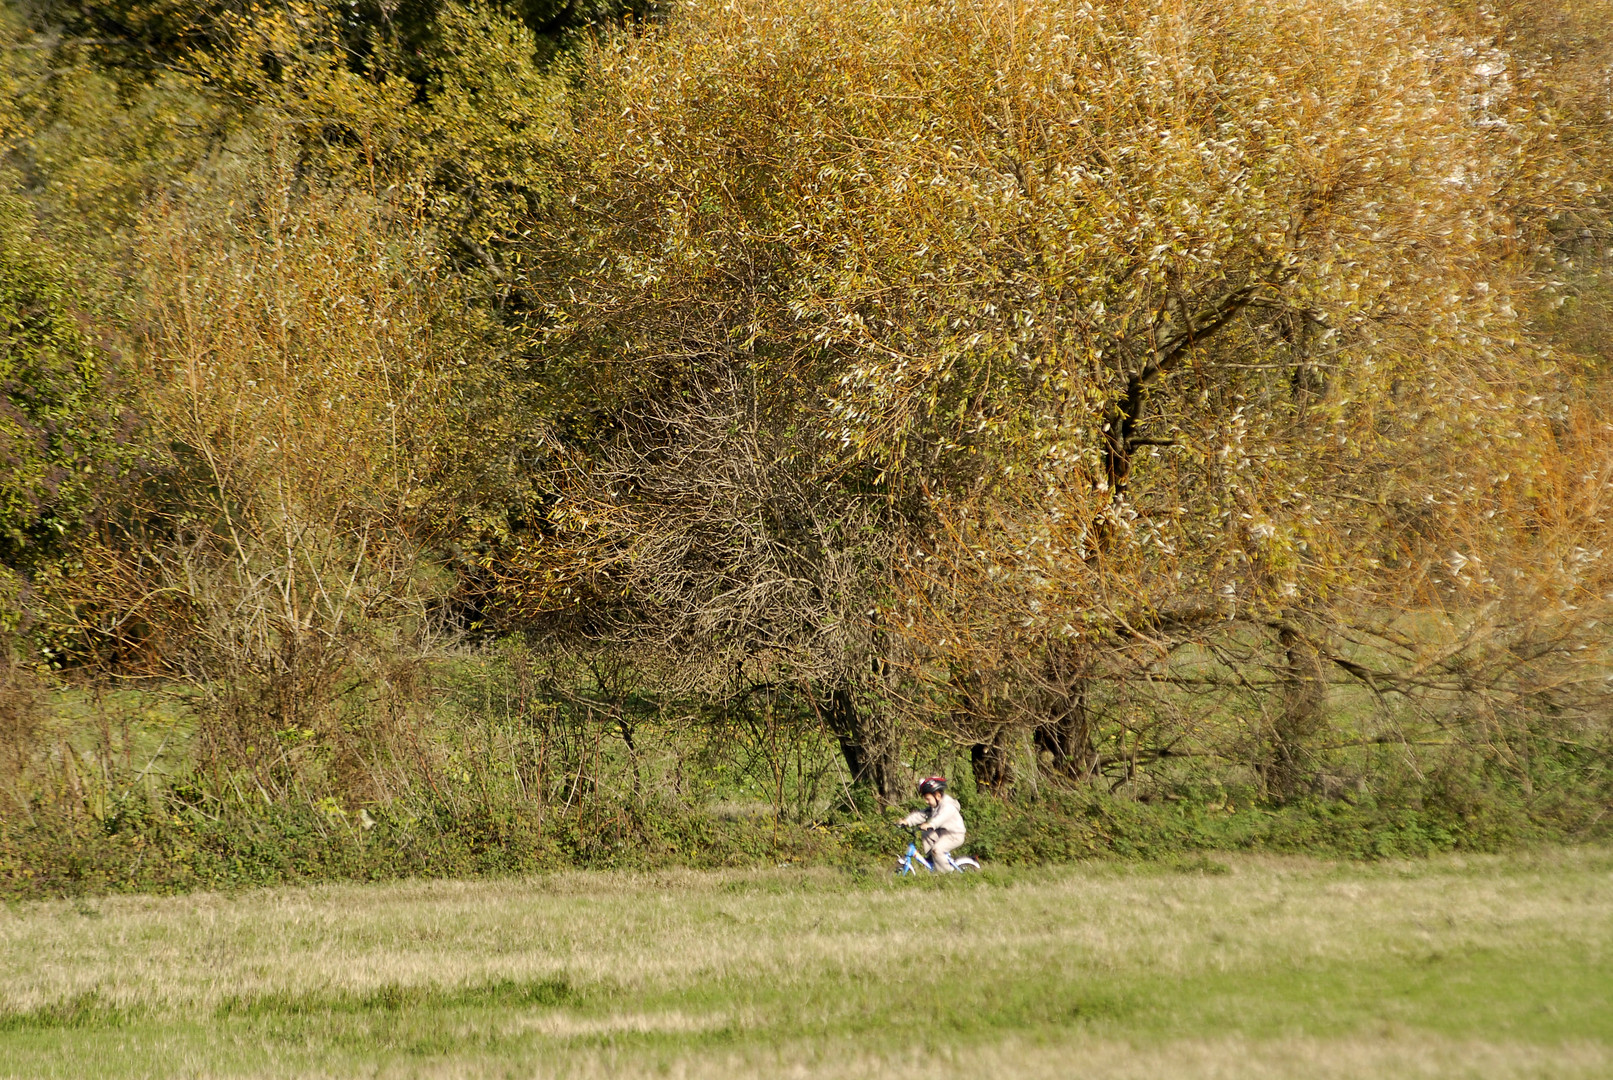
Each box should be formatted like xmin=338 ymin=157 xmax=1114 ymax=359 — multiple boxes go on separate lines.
xmin=1 ymin=849 xmax=1610 ymax=1077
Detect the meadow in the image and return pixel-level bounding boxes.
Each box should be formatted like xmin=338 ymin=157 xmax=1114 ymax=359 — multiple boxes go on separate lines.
xmin=1 ymin=848 xmax=1609 ymax=1078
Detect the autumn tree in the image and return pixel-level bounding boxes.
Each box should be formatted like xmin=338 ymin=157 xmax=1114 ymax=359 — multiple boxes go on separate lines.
xmin=493 ymin=0 xmax=1613 ymax=800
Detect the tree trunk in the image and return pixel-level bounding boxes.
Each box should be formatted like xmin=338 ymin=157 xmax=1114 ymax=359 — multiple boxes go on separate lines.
xmin=1266 ymin=624 xmax=1327 ymax=802
xmin=1034 ymin=683 xmax=1096 ymax=781
xmin=818 ymin=682 xmax=900 ymax=803
xmin=971 ymin=726 xmax=1014 ymax=794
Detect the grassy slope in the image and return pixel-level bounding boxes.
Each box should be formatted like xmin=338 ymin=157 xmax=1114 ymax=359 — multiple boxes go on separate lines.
xmin=0 ymin=849 xmax=1609 ymax=1078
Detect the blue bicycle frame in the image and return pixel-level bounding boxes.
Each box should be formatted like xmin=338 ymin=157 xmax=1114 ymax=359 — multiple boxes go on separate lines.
xmin=894 ymin=831 xmax=979 ymax=874
xmin=895 ymin=841 xmax=937 ymax=875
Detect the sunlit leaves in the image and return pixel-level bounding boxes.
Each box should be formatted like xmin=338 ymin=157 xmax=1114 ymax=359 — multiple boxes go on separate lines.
xmin=0 ymin=199 xmax=112 ymax=576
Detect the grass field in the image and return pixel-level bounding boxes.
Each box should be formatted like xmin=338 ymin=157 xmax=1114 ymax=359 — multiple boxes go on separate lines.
xmin=1 ymin=849 xmax=1609 ymax=1078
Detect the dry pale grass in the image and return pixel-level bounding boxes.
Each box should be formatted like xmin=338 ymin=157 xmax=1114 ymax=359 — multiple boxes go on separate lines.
xmin=1 ymin=853 xmax=1604 ymax=1010
xmin=481 ymin=1033 xmax=1613 ymax=1080
xmin=18 ymin=1033 xmax=1610 ymax=1080
xmin=0 ymin=849 xmax=1608 ymax=1078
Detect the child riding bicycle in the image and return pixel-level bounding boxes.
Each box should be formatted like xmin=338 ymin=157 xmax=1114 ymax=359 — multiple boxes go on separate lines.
xmin=899 ymin=776 xmax=967 ymax=871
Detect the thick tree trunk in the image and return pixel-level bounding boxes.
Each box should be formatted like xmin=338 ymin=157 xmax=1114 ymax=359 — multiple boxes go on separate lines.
xmin=1285 ymin=307 xmax=1329 ymax=404
xmin=1034 ymin=684 xmax=1096 ymax=781
xmin=1266 ymin=624 xmax=1327 ymax=801
xmin=818 ymin=682 xmax=900 ymax=803
xmin=971 ymin=727 xmax=1014 ymax=794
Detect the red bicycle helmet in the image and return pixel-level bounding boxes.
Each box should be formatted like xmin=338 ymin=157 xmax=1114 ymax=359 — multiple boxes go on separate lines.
xmin=918 ymin=776 xmax=947 ymax=795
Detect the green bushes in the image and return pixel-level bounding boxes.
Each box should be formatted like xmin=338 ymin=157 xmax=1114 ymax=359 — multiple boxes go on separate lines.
xmin=1 ymin=633 xmax=1607 ymax=901
xmin=0 ymin=201 xmax=122 ymax=601
xmin=0 ymin=791 xmax=829 ymax=897
xmin=1 ymin=700 xmax=1603 ymax=900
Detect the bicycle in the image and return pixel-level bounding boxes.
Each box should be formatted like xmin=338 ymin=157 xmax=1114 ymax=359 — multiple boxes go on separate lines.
xmin=895 ymin=827 xmax=981 ymax=874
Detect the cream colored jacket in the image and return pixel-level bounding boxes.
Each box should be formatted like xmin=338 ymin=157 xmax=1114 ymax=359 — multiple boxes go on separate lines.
xmin=900 ymin=794 xmax=966 ymax=841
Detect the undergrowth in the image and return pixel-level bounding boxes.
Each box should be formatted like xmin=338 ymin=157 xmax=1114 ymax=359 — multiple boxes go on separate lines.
xmin=2 ymin=760 xmax=1604 ymax=900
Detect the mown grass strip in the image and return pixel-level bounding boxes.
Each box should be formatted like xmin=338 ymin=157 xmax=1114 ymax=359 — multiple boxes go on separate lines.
xmin=214 ymin=976 xmax=574 ymax=1019
xmin=0 ymin=990 xmax=138 ymax=1032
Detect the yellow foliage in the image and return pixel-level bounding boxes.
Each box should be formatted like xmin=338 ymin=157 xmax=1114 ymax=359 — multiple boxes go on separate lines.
xmin=504 ymin=0 xmax=1613 ymax=780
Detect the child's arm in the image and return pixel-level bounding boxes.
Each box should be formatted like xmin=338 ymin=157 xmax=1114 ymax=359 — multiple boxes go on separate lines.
xmin=898 ymin=809 xmax=929 ymax=827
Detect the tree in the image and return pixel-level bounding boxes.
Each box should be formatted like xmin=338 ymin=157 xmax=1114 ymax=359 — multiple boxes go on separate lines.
xmin=0 ymin=197 xmax=121 ymax=637
xmin=497 ymin=0 xmax=1613 ymax=798
xmin=17 ymin=0 xmax=643 ymax=76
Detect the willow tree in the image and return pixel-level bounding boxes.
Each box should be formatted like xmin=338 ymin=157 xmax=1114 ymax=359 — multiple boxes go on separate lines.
xmin=502 ymin=0 xmax=1608 ymax=799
